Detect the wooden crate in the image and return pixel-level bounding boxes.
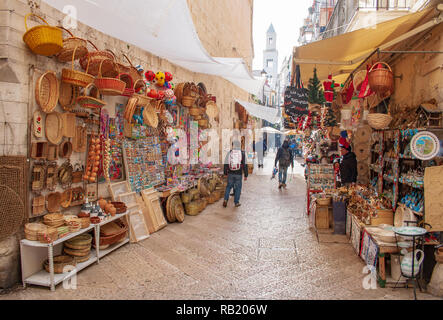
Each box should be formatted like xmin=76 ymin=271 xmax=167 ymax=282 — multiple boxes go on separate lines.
xmin=315 ymin=205 xmax=331 ymax=229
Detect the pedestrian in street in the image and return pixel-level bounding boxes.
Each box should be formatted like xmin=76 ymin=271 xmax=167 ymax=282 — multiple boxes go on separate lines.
xmin=338 ymin=141 xmax=357 ymax=187
xmin=255 ymin=139 xmax=265 ymax=168
xmin=274 ymin=140 xmax=293 ymax=189
xmin=223 ymin=141 xmax=248 ymax=208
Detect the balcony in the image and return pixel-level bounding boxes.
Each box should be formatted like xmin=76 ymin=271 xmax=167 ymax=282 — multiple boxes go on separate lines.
xmin=357 ymin=0 xmax=411 ymax=10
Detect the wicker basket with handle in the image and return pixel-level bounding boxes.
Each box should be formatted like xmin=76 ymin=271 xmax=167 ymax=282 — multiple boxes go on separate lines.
xmin=76 ymin=83 xmax=106 ymax=109
xmin=94 ymin=59 xmax=126 ymax=96
xmin=62 ymin=46 xmax=94 ymax=87
xmin=367 ymin=113 xmax=392 ymax=130
xmin=132 ymin=80 xmax=153 ymax=107
xmin=56 ymin=27 xmax=87 ymax=62
xmin=80 ymin=40 xmax=115 ymax=77
xmin=22 ymin=13 xmax=62 ymax=56
xmin=368 ymin=62 xmax=393 ymax=94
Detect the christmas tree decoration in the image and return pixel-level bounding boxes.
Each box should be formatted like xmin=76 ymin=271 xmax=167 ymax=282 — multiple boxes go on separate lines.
xmin=307 ymin=68 xmax=326 ymax=105
xmin=324 ymin=103 xmax=337 ymax=127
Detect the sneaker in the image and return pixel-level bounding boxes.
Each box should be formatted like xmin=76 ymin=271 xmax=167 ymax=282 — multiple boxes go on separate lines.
xmin=235 ymin=203 xmax=241 ymax=207
xmin=222 ymin=200 xmax=227 ymax=208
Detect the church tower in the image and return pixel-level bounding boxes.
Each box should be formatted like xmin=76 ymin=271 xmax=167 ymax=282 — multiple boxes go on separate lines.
xmin=263 ymin=23 xmax=278 ymax=90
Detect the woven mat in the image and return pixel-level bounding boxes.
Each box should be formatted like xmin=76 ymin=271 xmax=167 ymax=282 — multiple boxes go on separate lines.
xmin=0 ymin=185 xmax=25 ymax=240
xmin=0 ymin=156 xmax=27 ymax=219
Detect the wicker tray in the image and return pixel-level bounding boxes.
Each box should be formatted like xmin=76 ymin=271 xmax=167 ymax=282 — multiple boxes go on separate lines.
xmin=45 ymin=112 xmax=64 ymax=145
xmin=24 ymin=222 xmax=47 ymax=241
xmin=61 ymin=112 xmax=76 ymax=138
xmin=46 ymin=163 xmax=58 ymax=191
xmin=32 ymin=195 xmax=46 ymax=216
xmin=35 ymin=71 xmax=59 ymax=113
xmin=63 ymin=246 xmax=90 ymax=257
xmin=43 ymin=255 xmax=76 ymax=274
xmin=58 ymin=161 xmax=73 ymax=187
xmin=46 ymin=191 xmax=61 ymax=213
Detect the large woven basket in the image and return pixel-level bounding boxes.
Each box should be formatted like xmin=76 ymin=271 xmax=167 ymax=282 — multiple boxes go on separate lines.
xmin=80 ymin=40 xmax=115 ymax=77
xmin=24 ymin=223 xmax=47 ymax=241
xmin=185 ymin=201 xmax=200 ymax=216
xmin=61 ymin=46 xmax=95 ymax=87
xmin=94 ymin=59 xmax=125 ymax=96
xmin=132 ymin=80 xmax=153 ymax=107
xmin=35 ymin=71 xmax=59 ymax=113
xmin=59 ymin=81 xmax=79 ymax=111
xmin=56 ymin=27 xmax=87 ymax=62
xmin=22 ymin=13 xmax=62 ymax=56
xmin=367 ymin=113 xmax=392 ymax=129
xmin=181 ymin=192 xmax=192 ymax=204
xmin=43 ymin=255 xmax=76 ymax=274
xmin=76 ymin=83 xmax=106 ymax=109
xmin=368 ymin=62 xmax=393 ymax=94
xmin=182 ymin=96 xmax=195 ymax=107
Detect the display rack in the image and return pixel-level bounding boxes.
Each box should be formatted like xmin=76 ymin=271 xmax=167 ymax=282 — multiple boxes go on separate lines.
xmin=306 ymin=163 xmax=335 ymax=215
xmin=20 ymin=212 xmax=129 ymax=291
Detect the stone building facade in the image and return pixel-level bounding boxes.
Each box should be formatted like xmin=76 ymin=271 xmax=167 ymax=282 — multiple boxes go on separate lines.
xmin=0 ymin=0 xmax=254 ymax=288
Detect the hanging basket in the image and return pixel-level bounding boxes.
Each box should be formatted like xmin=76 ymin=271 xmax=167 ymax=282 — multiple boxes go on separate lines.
xmin=76 ymin=83 xmax=106 ymax=109
xmin=174 ymin=83 xmax=185 ymax=104
xmin=61 ymin=46 xmax=95 ymax=87
xmin=35 ymin=71 xmax=59 ymax=113
xmin=79 ymin=40 xmax=115 ymax=77
xmin=59 ymin=81 xmax=79 ymax=111
xmin=56 ymin=27 xmax=87 ymax=62
xmin=119 ymin=73 xmax=135 ymax=97
xmin=150 ymin=100 xmax=164 ymax=114
xmin=368 ymin=62 xmax=393 ymax=94
xmin=22 ymin=13 xmax=63 ymax=56
xmin=122 ymin=54 xmax=144 ymax=91
xmin=132 ymin=80 xmax=153 ymax=107
xmin=94 ymin=59 xmax=126 ymax=96
xmin=143 ymin=105 xmax=158 ymax=128
xmin=182 ymin=96 xmax=195 ymax=107
xmin=367 ymin=113 xmax=392 ymax=130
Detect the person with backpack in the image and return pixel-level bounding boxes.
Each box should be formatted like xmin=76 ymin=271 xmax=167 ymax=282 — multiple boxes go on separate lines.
xmin=274 ymin=140 xmax=293 ymax=189
xmin=223 ymin=140 xmax=248 ymax=208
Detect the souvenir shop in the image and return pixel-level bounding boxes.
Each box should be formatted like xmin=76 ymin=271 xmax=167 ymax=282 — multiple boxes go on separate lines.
xmin=292 ymin=9 xmax=443 ymax=298
xmin=12 ymin=13 xmax=227 ymax=291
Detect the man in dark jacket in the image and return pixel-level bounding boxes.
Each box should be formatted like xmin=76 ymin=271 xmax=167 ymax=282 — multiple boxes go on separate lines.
xmin=223 ymin=141 xmax=248 ymax=207
xmin=274 ymin=140 xmax=294 ymax=189
xmin=339 ymin=143 xmax=357 ymax=186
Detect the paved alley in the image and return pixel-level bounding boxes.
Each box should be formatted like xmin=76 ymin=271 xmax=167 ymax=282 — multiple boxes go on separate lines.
xmin=1 ymin=156 xmax=439 ymax=300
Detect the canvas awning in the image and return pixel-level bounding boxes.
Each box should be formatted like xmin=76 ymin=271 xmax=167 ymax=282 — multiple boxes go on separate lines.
xmin=235 ymin=99 xmax=281 ymax=124
xmin=292 ymin=7 xmax=441 ymax=85
xmin=42 ymin=0 xmax=263 ymax=95
xmin=258 ymin=127 xmax=283 ymax=134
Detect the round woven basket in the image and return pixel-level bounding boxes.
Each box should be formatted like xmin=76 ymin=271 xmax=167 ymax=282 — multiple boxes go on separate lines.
xmin=64 ymin=246 xmax=90 ymax=257
xmin=181 ymin=192 xmax=192 ymax=204
xmin=166 ymin=194 xmax=177 ymax=223
xmin=22 ymin=13 xmax=63 ymax=56
xmin=66 ymin=233 xmax=92 ymax=247
xmin=79 ymin=217 xmax=91 ymax=229
xmin=37 ymin=227 xmax=58 ymax=243
xmin=143 ymin=106 xmax=158 ymax=128
xmin=94 ymin=59 xmax=126 ymax=96
xmin=46 ymin=193 xmax=61 ymax=213
xmin=367 ymin=113 xmax=392 ymax=130
xmin=184 ymin=201 xmax=200 ymax=216
xmin=56 ymin=27 xmax=87 ymax=62
xmin=43 ymin=255 xmax=76 ymax=274
xmin=61 ymin=46 xmax=95 ymax=87
xmin=24 ymin=223 xmax=47 ymax=241
xmin=79 ymin=40 xmax=115 ymax=77
xmin=35 ymin=71 xmax=59 ymax=113
xmin=368 ymin=62 xmax=393 ymax=94
xmin=189 ymin=107 xmax=201 ymax=117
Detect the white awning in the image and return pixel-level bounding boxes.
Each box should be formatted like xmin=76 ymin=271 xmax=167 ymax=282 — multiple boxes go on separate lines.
xmin=235 ymin=99 xmax=281 ymax=124
xmin=42 ymin=0 xmax=263 ymax=95
xmin=259 ymin=127 xmax=283 ymax=134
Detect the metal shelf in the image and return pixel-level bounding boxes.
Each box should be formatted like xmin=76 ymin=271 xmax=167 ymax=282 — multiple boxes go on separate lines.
xmin=98 ymin=238 xmax=129 ymax=259
xmin=21 ymin=225 xmax=95 ymax=248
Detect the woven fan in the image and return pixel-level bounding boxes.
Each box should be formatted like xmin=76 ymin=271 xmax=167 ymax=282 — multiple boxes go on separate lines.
xmin=45 ymin=112 xmax=64 ymax=145
xmin=0 ymin=185 xmax=25 ymax=240
xmin=73 ymin=125 xmax=87 ymax=153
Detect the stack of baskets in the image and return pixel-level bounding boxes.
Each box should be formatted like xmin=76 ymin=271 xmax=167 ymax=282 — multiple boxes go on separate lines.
xmin=63 ymin=215 xmax=82 ymax=233
xmin=24 ymin=223 xmax=48 ymax=241
xmin=44 ymin=255 xmax=76 ymax=274
xmin=43 ymin=213 xmax=65 ymax=228
xmin=37 ymin=226 xmax=58 ymax=243
xmin=64 ymin=234 xmax=92 ymax=263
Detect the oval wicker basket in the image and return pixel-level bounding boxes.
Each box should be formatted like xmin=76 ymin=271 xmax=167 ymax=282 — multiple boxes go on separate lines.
xmin=22 ymin=13 xmax=63 ymax=56
xmin=59 ymin=81 xmax=79 ymax=111
xmin=368 ymin=62 xmax=393 ymax=94
xmin=43 ymin=255 xmax=76 ymax=274
xmin=35 ymin=71 xmax=59 ymax=113
xmin=79 ymin=40 xmax=115 ymax=77
xmin=367 ymin=113 xmax=392 ymax=130
xmin=94 ymin=59 xmax=126 ymax=96
xmin=45 ymin=112 xmax=64 ymax=145
xmin=56 ymin=27 xmax=87 ymax=62
xmin=76 ymin=83 xmax=106 ymax=109
xmin=62 ymin=46 xmax=95 ymax=87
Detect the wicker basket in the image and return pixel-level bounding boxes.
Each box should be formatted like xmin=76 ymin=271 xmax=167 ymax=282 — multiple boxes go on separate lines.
xmin=64 ymin=246 xmax=90 ymax=257
xmin=368 ymin=62 xmax=393 ymax=94
xmin=143 ymin=105 xmax=158 ymax=128
xmin=317 ymin=197 xmax=331 ymax=206
xmin=174 ymin=83 xmax=185 ymax=103
xmin=122 ymin=54 xmax=144 ymax=90
xmin=198 ymin=119 xmax=208 ymax=128
xmin=119 ymin=73 xmax=134 ymax=97
xmin=61 ymin=46 xmax=95 ymax=87
xmin=367 ymin=113 xmax=392 ymax=130
xmin=46 ymin=193 xmax=61 ymax=214
xmin=43 ymin=255 xmax=76 ymax=274
xmin=22 ymin=13 xmax=62 ymax=56
xmin=66 ymin=234 xmax=92 ymax=247
xmin=35 ymin=71 xmax=59 ymax=113
xmin=37 ymin=227 xmax=58 ymax=243
xmin=132 ymin=80 xmax=153 ymax=107
xmin=189 ymin=107 xmax=201 ymax=117
xmin=94 ymin=59 xmax=126 ymax=96
xmin=96 ymin=220 xmax=128 ymax=246
xmin=181 ymin=192 xmax=192 ymax=204
xmin=199 ymin=198 xmax=208 ymax=212
xmin=79 ymin=217 xmax=91 ymax=229
xmin=24 ymin=223 xmax=47 ymax=241
xmin=56 ymin=27 xmax=87 ymax=62
xmin=182 ymin=96 xmax=195 ymax=107
xmin=79 ymin=40 xmax=115 ymax=77
xmin=185 ymin=201 xmax=200 ymax=216
xmin=76 ymin=83 xmax=106 ymax=109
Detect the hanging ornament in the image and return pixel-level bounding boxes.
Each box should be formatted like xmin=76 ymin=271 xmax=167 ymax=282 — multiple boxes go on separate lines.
xmin=323 ymin=74 xmax=334 ymax=103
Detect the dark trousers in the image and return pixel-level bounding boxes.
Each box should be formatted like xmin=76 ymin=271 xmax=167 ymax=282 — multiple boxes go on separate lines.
xmin=224 ymin=174 xmax=242 ymax=204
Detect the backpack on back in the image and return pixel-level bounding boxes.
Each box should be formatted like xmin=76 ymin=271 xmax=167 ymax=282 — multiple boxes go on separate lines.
xmin=229 ymin=150 xmax=242 ymax=171
xmin=279 ymin=148 xmax=291 ymax=167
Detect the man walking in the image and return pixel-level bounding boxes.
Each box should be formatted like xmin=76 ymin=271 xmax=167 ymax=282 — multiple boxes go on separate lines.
xmin=255 ymin=139 xmax=265 ymax=168
xmin=274 ymin=140 xmax=293 ymax=189
xmin=223 ymin=141 xmax=248 ymax=207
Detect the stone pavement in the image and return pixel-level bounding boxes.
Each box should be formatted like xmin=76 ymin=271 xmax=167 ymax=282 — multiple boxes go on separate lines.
xmin=1 ymin=156 xmax=440 ymax=300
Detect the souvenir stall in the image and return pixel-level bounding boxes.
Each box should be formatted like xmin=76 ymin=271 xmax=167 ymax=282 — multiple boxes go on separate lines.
xmin=18 ymin=14 xmax=226 ymax=291
xmin=309 ymin=54 xmax=443 ymax=297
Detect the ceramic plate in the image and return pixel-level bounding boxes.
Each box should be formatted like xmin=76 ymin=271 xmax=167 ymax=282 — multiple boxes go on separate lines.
xmin=392 ymin=226 xmax=427 ymax=236
xmin=410 ymin=131 xmax=440 ymax=160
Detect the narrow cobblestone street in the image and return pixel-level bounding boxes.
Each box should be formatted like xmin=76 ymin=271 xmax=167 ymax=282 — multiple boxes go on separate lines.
xmin=2 ymin=155 xmax=439 ymax=300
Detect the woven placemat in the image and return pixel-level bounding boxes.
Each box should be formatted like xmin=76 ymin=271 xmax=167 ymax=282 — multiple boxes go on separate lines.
xmin=0 ymin=185 xmax=25 ymax=240
xmin=0 ymin=156 xmax=27 ymax=220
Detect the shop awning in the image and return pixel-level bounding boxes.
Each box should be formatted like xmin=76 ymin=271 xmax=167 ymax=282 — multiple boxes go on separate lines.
xmin=293 ymin=7 xmax=440 ymax=84
xmin=42 ymin=0 xmax=263 ymax=95
xmin=234 ymin=99 xmax=281 ymax=124
xmin=259 ymin=127 xmax=283 ymax=134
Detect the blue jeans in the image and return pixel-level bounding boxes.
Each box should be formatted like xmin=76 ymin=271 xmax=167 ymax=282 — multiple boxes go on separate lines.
xmin=224 ymin=174 xmax=242 ymax=204
xmin=279 ymin=166 xmax=288 ymax=184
